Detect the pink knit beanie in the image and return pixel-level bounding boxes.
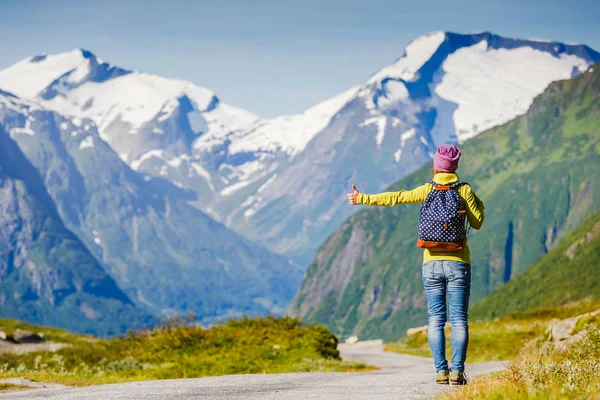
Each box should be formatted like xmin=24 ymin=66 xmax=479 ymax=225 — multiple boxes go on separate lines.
xmin=433 ymin=145 xmax=461 ymax=172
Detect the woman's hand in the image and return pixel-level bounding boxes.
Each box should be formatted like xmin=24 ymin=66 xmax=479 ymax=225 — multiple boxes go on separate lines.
xmin=347 ymin=185 xmax=360 ymax=205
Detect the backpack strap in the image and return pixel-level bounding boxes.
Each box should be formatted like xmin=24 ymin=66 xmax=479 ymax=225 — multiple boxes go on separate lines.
xmin=431 ymin=180 xmax=464 ymax=191
xmin=431 ymin=181 xmax=464 ymax=190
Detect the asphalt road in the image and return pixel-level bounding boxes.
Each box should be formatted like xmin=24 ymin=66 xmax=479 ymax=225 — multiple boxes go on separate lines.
xmin=1 ymin=343 xmax=505 ymax=400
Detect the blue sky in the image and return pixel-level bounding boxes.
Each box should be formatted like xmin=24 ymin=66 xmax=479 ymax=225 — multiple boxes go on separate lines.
xmin=1 ymin=0 xmax=598 ymax=117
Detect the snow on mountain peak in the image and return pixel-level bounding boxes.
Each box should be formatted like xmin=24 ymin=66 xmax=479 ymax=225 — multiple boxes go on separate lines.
xmin=368 ymin=31 xmax=446 ymax=84
xmin=0 ymin=87 xmax=39 ymax=114
xmin=217 ymin=85 xmax=360 ymax=157
xmin=0 ymin=49 xmax=258 ymax=150
xmin=53 ymin=72 xmax=220 ymax=130
xmin=0 ymin=49 xmax=92 ymax=98
xmin=431 ymin=38 xmax=593 ymax=142
xmin=356 ymin=31 xmax=447 ymax=114
xmin=355 ymin=31 xmax=600 ymax=144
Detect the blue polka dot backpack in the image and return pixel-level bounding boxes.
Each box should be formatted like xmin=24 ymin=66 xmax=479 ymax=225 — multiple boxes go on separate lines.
xmin=417 ymin=181 xmax=468 ymax=251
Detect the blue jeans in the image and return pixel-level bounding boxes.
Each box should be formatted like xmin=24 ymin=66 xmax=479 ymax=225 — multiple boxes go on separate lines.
xmin=422 ymin=260 xmax=471 ymax=372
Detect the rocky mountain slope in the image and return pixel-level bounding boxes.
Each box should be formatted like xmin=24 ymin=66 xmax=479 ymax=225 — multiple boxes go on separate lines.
xmin=0 ymin=98 xmax=154 ymax=335
xmin=2 ymin=32 xmax=598 ymax=266
xmin=0 ymin=89 xmax=302 ymax=327
xmin=289 ymin=63 xmax=600 ymax=341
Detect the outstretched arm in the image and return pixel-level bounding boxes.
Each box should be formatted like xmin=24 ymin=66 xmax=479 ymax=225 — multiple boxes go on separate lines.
xmin=347 ymin=184 xmax=429 ymax=207
xmin=462 ymin=187 xmax=485 ymax=229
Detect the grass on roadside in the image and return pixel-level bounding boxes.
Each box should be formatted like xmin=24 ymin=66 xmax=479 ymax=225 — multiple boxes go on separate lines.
xmin=0 ymin=315 xmax=374 ymax=387
xmin=384 ymin=314 xmax=546 ymax=362
xmin=438 ymin=319 xmax=600 ymax=399
xmin=385 ymin=301 xmax=600 ymax=362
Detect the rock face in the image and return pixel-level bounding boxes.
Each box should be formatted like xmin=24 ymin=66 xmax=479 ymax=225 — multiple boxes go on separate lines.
xmin=565 ymin=221 xmax=600 ymax=260
xmin=290 ymin=65 xmax=600 ymax=341
xmin=0 ymin=90 xmax=302 ymax=329
xmin=546 ymin=309 xmax=600 ymax=350
xmin=345 ymin=336 xmax=359 ymax=345
xmin=1 ymin=33 xmax=598 ymax=266
xmin=12 ymin=329 xmax=44 ymax=344
xmin=405 ymin=323 xmax=450 ymax=337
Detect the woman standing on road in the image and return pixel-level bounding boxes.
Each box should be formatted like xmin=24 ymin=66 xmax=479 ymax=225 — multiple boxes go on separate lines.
xmin=346 ymin=145 xmax=484 ymax=386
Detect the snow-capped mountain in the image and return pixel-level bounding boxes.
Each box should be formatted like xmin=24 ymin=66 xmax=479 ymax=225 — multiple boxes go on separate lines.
xmin=0 ymin=88 xmax=302 ymax=325
xmin=1 ymin=32 xmax=598 ymax=266
xmin=0 ymin=49 xmax=258 ymax=210
xmin=217 ymin=31 xmax=600 ymax=264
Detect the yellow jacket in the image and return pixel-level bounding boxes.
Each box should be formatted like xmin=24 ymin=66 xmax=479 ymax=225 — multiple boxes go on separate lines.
xmin=357 ymin=173 xmax=484 ymax=264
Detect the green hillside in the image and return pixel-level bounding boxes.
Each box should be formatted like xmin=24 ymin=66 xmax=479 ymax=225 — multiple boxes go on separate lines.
xmin=290 ymin=64 xmax=600 ymax=341
xmin=471 ymin=210 xmax=600 ymax=320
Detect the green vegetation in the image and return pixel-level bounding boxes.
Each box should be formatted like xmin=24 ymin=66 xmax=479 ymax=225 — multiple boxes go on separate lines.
xmin=471 ymin=210 xmax=600 ymax=320
xmin=0 ymin=316 xmax=372 ymax=387
xmin=291 ymin=64 xmax=600 ymax=341
xmin=439 ymin=317 xmax=600 ymax=399
xmin=386 ymin=316 xmax=543 ymax=363
xmin=386 ymin=301 xmax=600 ymax=362
xmin=573 ymin=312 xmax=600 ymax=335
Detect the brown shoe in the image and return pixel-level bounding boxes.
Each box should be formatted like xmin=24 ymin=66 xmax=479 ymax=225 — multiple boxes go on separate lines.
xmin=449 ymin=370 xmax=467 ymax=385
xmin=436 ymin=370 xmax=449 ymax=385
